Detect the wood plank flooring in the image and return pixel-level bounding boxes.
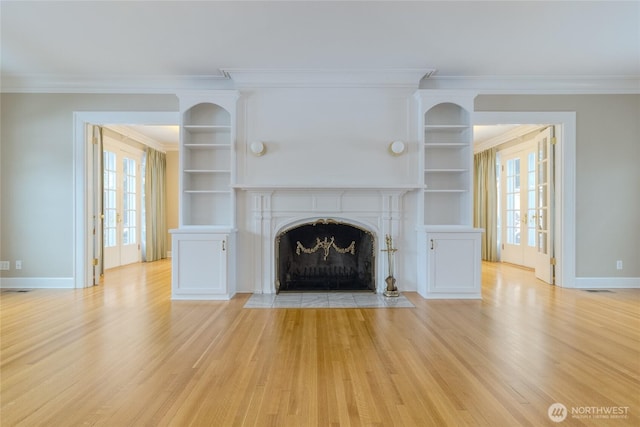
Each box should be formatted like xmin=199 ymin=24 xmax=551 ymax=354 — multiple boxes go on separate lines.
xmin=1 ymin=260 xmax=638 ymax=426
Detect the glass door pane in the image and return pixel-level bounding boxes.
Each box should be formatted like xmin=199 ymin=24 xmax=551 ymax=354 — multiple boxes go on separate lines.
xmin=505 ymin=158 xmax=521 ymax=245
xmin=103 ymin=150 xmax=117 ymax=248
xmin=122 ymin=157 xmax=137 ymax=246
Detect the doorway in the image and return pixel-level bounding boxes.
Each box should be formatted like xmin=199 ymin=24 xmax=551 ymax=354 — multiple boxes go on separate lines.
xmin=73 ymin=111 xmax=179 ymax=288
xmin=473 ymin=111 xmax=576 ymax=288
xmin=496 ymin=126 xmax=555 ymax=284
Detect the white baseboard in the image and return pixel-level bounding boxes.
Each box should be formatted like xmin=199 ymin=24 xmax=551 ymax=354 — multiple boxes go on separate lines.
xmin=573 ymin=277 xmax=640 ymax=289
xmin=0 ymin=277 xmax=75 ymax=289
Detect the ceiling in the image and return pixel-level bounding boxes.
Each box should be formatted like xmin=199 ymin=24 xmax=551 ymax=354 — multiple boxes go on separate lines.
xmin=2 ymin=1 xmax=638 ymax=147
xmin=2 ymin=1 xmax=638 ymax=89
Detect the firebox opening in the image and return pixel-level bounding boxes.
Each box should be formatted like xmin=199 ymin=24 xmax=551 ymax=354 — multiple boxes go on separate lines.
xmin=276 ymin=219 xmax=375 ymax=293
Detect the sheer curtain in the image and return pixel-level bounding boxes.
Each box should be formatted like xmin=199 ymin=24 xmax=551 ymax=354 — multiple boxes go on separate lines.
xmin=144 ymin=147 xmax=167 ymax=262
xmin=474 ymin=147 xmax=499 ymax=261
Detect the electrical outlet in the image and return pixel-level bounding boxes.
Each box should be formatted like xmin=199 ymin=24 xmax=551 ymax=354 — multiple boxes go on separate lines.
xmin=15 ymin=260 xmax=22 ymax=270
xmin=0 ymin=261 xmax=9 ymax=270
xmin=616 ymin=260 xmax=623 ymax=270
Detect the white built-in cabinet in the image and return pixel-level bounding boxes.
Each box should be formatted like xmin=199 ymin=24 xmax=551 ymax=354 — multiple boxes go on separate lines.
xmin=415 ymin=91 xmax=483 ymax=299
xmin=171 ymin=91 xmax=239 ymax=300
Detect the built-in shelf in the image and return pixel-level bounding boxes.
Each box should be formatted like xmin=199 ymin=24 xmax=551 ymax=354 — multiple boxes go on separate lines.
xmin=183 ymin=124 xmax=231 ymax=131
xmin=180 ymin=100 xmax=235 ymax=228
xmin=184 ymin=190 xmax=232 ymax=194
xmin=425 ymin=143 xmax=467 ymax=147
xmin=425 ymin=124 xmax=469 ymax=129
xmin=416 ymin=102 xmax=484 ymax=302
xmin=184 ymin=169 xmax=231 ymax=173
xmin=421 ymin=101 xmax=472 ymax=227
xmin=183 ymin=144 xmax=230 ymax=148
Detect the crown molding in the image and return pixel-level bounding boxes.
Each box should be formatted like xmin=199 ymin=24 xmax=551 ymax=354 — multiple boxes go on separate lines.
xmin=104 ymin=125 xmax=178 ymax=152
xmin=2 ymin=71 xmax=638 ymax=94
xmin=473 ymin=124 xmax=546 ymax=154
xmin=0 ymin=73 xmax=233 ymax=94
xmin=421 ymin=75 xmax=640 ymax=94
xmin=213 ymin=68 xmax=436 ymax=88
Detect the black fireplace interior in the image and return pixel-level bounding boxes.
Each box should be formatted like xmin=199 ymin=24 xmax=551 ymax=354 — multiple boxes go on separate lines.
xmin=276 ymin=220 xmax=375 ymax=292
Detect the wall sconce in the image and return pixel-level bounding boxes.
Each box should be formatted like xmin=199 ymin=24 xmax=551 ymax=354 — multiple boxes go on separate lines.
xmin=388 ymin=140 xmax=405 ymax=156
xmin=250 ymin=141 xmax=266 ymax=156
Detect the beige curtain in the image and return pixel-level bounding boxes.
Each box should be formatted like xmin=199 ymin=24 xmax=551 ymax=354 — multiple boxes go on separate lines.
xmin=144 ymin=147 xmax=167 ymax=262
xmin=474 ymin=148 xmax=499 ymax=261
xmin=93 ymin=125 xmax=104 ymax=280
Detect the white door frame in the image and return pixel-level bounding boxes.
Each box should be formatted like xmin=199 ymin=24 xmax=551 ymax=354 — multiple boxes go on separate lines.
xmin=473 ymin=111 xmax=576 ymax=288
xmin=73 ymin=111 xmax=179 ymax=288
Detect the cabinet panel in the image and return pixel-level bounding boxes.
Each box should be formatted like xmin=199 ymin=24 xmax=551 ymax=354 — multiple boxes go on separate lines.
xmin=171 ymin=232 xmax=234 ymax=300
xmin=418 ymin=229 xmax=482 ymax=299
xmin=431 ymin=237 xmax=476 ymax=291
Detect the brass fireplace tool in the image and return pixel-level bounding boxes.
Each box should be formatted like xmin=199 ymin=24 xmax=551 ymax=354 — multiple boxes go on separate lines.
xmin=382 ymin=234 xmax=399 ymax=297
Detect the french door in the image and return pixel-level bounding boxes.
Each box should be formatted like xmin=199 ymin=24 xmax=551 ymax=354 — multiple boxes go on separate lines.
xmin=501 ymin=141 xmax=538 ymax=268
xmin=103 ymin=141 xmax=143 ymax=269
xmin=534 ymin=127 xmax=555 ymax=284
xmin=500 ymin=127 xmax=555 ymax=284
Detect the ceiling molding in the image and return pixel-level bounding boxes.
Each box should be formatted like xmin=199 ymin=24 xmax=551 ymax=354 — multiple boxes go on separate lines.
xmin=104 ymin=125 xmax=177 ymax=152
xmin=2 ymin=71 xmax=638 ymax=94
xmin=0 ymin=73 xmax=232 ymax=94
xmin=473 ymin=124 xmax=546 ymax=154
xmin=178 ymin=68 xmax=434 ymax=89
xmin=422 ymin=75 xmax=640 ymax=94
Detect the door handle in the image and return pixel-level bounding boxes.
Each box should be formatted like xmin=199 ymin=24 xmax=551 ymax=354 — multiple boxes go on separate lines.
xmin=430 ymin=239 xmax=434 ymax=250
xmin=222 ymin=240 xmax=226 ymax=251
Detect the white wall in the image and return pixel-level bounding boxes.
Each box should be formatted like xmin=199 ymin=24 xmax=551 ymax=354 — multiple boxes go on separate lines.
xmin=1 ymin=92 xmax=638 ymax=287
xmin=475 ymin=94 xmax=640 ymax=279
xmin=234 ymin=87 xmax=420 ymax=292
xmin=0 ymin=93 xmax=177 ymax=283
xmin=237 ymin=87 xmax=417 ymax=186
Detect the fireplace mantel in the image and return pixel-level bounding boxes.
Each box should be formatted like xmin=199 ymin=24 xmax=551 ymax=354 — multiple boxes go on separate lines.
xmin=234 ymin=184 xmax=422 ymax=192
xmin=239 ymin=186 xmax=411 ymax=294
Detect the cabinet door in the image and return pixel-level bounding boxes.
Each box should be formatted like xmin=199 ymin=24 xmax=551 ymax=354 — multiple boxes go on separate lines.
xmin=427 ymin=232 xmax=480 ymax=296
xmin=172 ymin=233 xmax=228 ymax=298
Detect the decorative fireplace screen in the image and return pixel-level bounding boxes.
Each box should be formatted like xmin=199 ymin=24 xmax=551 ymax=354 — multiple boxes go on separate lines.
xmin=276 ymin=219 xmax=375 ymax=292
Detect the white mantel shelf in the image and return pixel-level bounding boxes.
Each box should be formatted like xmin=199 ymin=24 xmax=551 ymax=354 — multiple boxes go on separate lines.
xmin=233 ymin=184 xmax=423 ymax=191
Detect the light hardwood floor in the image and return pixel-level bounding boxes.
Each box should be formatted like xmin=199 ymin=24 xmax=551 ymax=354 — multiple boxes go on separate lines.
xmin=1 ymin=261 xmax=638 ymax=426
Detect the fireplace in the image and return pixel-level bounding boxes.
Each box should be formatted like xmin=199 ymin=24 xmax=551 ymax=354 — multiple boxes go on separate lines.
xmin=276 ymin=219 xmax=375 ymax=292
xmin=240 ymin=186 xmax=412 ymax=294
